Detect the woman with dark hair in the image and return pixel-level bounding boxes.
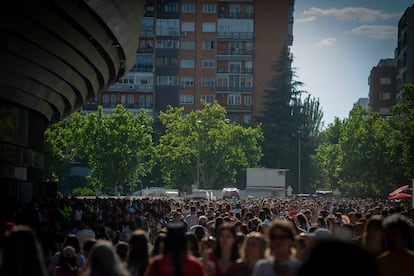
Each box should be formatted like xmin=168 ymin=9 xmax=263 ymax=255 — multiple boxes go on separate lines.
xmin=151 ymin=232 xmax=166 ymax=257
xmin=253 ymin=219 xmax=301 ymax=276
xmin=0 ymin=225 xmax=48 ymax=276
xmin=144 ymin=222 xmax=206 ymax=276
xmin=186 ymin=232 xmax=201 ymax=257
xmin=205 ymin=223 xmax=241 ymax=276
xmin=127 ymin=230 xmax=149 ymax=276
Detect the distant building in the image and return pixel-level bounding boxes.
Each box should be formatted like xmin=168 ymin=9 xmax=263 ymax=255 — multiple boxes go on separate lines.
xmin=86 ymin=0 xmax=295 ymax=124
xmin=368 ymin=59 xmax=396 ymax=116
xmin=355 ymin=98 xmax=369 ymax=108
xmin=396 ymin=3 xmax=414 ymax=101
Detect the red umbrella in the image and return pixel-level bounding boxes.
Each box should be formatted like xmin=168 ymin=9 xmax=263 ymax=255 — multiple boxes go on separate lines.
xmin=388 ymin=192 xmax=412 ymax=201
xmin=389 ymin=185 xmax=412 ymax=197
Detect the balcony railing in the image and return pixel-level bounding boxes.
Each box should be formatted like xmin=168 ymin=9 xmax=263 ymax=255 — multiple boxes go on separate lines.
xmin=216 ymin=86 xmax=252 ymax=92
xmin=218 ymin=12 xmax=254 ymax=19
xmin=108 ymin=84 xmax=153 ymax=91
xmin=217 ymin=49 xmax=253 ymax=55
xmin=137 ymin=48 xmax=154 ymax=54
xmin=217 ymin=68 xmax=253 ymax=74
xmin=218 ymin=32 xmax=254 ymax=40
xmin=225 ymin=105 xmax=252 ymax=111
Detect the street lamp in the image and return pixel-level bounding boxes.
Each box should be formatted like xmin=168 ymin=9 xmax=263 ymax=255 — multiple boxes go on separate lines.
xmin=298 ymin=130 xmax=301 ymax=194
xmin=196 ymin=120 xmax=202 ymax=189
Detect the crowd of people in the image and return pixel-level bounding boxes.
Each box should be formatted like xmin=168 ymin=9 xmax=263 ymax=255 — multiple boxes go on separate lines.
xmin=1 ymin=195 xmax=414 ymax=276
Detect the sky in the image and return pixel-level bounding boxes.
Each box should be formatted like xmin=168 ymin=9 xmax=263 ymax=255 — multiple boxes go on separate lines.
xmin=291 ymin=0 xmax=414 ymax=127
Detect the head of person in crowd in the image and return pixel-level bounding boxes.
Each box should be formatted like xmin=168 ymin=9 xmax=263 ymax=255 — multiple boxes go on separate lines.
xmin=268 ymin=219 xmax=297 ymax=259
xmin=116 ymin=241 xmax=129 ymax=263
xmin=63 ymin=234 xmax=82 ymax=255
xmin=56 ymin=245 xmax=80 ymax=275
xmin=151 ymin=232 xmax=166 ymax=257
xmin=362 ymin=215 xmax=385 ymax=256
xmin=295 ymin=232 xmax=311 ymax=262
xmin=83 ymin=238 xmax=97 ymax=260
xmin=382 ymin=213 xmax=413 ymax=252
xmin=186 ymin=231 xmax=201 ymax=257
xmin=200 ymin=235 xmax=217 ymax=254
xmin=88 ymin=240 xmax=129 ymax=276
xmin=127 ymin=229 xmax=149 ymax=276
xmin=240 ymin=231 xmax=267 ymax=264
xmin=214 ymin=223 xmax=239 ymax=261
xmin=0 ymin=225 xmax=48 ymax=276
xmin=297 ymin=238 xmax=379 ymax=276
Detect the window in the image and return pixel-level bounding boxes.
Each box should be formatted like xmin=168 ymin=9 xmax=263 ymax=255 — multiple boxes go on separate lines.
xmin=110 ymin=94 xmax=116 ymax=105
xmin=218 ymin=19 xmax=254 ymax=32
xmin=157 ymin=39 xmax=179 ymax=49
xmin=202 ymin=22 xmax=216 ymax=32
xmin=202 ymin=77 xmax=215 ymax=88
xmin=246 ymin=5 xmax=254 ymax=15
xmin=244 ymin=95 xmax=252 ymax=105
xmin=180 ymin=95 xmax=194 ymax=104
xmin=245 ymin=42 xmax=253 ymax=52
xmin=103 ymin=94 xmax=110 ymax=104
xmin=132 ymin=55 xmax=153 ymax=72
xmin=229 ymin=4 xmax=241 ymax=16
xmin=181 ymin=76 xmax=194 ymax=87
xmin=139 ymin=95 xmax=145 ymax=107
xmin=146 ymin=95 xmax=153 ymax=108
xmin=181 ymin=22 xmax=195 ymax=32
xmin=140 ymin=17 xmax=154 ymax=37
xmin=181 ymin=58 xmax=195 ymax=68
xmin=201 ymin=95 xmax=215 ymax=104
xmin=229 ymin=62 xmax=241 ymax=73
xmin=121 ymin=95 xmax=126 ymax=104
xmin=228 ymin=94 xmax=241 ymax=105
xmin=128 ymin=95 xmax=135 ymax=104
xmin=229 ymin=114 xmax=240 ymax=123
xmin=164 ymin=3 xmax=178 ymax=13
xmin=156 ymin=19 xmax=180 ymax=36
xmin=244 ymin=114 xmax=251 ymax=124
xmin=380 ymin=92 xmax=391 ymax=100
xmin=380 ymin=77 xmax=391 ymax=85
xmin=182 ymin=3 xmax=195 ymax=13
xmin=156 ymin=57 xmax=178 ymax=66
xmin=379 ymin=107 xmax=391 ymax=115
xmin=157 ymin=76 xmax=178 ymax=86
xmin=181 ymin=40 xmax=195 ymax=50
xmin=201 ymin=59 xmax=216 ymax=68
xmin=202 ymin=40 xmax=215 ymax=50
xmin=202 ymin=3 xmax=216 ymax=13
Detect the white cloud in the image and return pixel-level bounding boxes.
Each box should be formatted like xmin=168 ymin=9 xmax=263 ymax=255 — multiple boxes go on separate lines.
xmin=350 ymin=25 xmax=397 ymax=39
xmin=302 ymin=7 xmax=401 ymax=23
xmin=297 ymin=16 xmax=316 ymax=23
xmin=317 ymin=38 xmax=337 ymax=47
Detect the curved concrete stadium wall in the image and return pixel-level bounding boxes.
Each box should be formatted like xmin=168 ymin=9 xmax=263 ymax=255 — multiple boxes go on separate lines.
xmin=0 ymin=0 xmax=144 ymax=206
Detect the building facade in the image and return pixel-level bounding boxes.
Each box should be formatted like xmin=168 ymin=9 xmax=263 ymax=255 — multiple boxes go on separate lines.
xmin=396 ymin=3 xmax=414 ymax=101
xmin=368 ymin=59 xmax=396 ymax=116
xmin=96 ymin=0 xmax=295 ymax=123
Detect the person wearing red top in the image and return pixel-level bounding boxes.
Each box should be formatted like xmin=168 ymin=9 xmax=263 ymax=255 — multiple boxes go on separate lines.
xmin=144 ymin=222 xmax=206 ymax=276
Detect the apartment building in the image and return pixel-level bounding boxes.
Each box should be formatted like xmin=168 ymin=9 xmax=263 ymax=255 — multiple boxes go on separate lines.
xmin=95 ymin=0 xmax=294 ymax=123
xmin=396 ymin=3 xmax=414 ymax=101
xmin=368 ymin=59 xmax=396 ymax=116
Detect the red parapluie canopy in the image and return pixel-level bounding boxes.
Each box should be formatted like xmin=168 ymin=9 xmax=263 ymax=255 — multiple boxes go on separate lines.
xmin=388 ymin=185 xmax=412 ymax=200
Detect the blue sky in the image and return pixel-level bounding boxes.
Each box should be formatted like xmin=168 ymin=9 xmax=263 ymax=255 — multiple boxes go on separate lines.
xmin=291 ymin=0 xmax=414 ymax=127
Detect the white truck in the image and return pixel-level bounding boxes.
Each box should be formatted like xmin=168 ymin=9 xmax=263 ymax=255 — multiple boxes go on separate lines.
xmin=245 ymin=168 xmax=287 ymax=198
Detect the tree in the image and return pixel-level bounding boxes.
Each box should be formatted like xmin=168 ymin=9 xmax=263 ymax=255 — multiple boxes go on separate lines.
xmin=44 ymin=105 xmax=153 ymax=195
xmin=390 ymin=84 xmax=414 ymax=180
xmin=256 ymin=46 xmax=324 ymax=193
xmin=154 ymin=103 xmax=263 ymax=191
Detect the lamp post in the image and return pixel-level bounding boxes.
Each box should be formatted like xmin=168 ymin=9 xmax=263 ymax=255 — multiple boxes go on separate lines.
xmin=298 ymin=130 xmax=301 ymax=194
xmin=196 ymin=120 xmax=202 ymax=189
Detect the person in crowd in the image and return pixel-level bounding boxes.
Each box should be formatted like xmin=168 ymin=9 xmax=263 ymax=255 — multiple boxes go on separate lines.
xmin=235 ymin=231 xmax=268 ymax=276
xmin=116 ymin=241 xmax=129 ymax=265
xmin=186 ymin=231 xmax=201 ymax=257
xmin=362 ymin=215 xmax=385 ymax=257
xmin=85 ymin=240 xmax=130 ymax=276
xmin=377 ymin=213 xmax=414 ymax=276
xmin=185 ymin=206 xmax=199 ymax=229
xmin=127 ymin=230 xmax=149 ymax=276
xmin=297 ymin=238 xmax=379 ymax=276
xmin=55 ymin=246 xmax=81 ymax=276
xmin=151 ymin=232 xmax=167 ymax=257
xmin=0 ymin=225 xmax=48 ymax=276
xmin=253 ymin=219 xmax=301 ymax=276
xmin=144 ymin=222 xmax=206 ymax=276
xmin=49 ymin=234 xmax=86 ymax=275
xmin=205 ymin=223 xmax=240 ymax=276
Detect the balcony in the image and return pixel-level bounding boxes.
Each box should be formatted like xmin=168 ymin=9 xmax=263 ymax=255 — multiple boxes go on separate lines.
xmin=217 ymin=49 xmax=253 ymax=55
xmin=225 ymin=105 xmax=252 ymax=111
xmin=217 ymin=68 xmax=253 ymax=74
xmin=218 ymin=32 xmax=254 ymax=40
xmin=137 ymin=47 xmax=154 ymax=54
xmin=216 ymin=86 xmax=252 ymax=93
xmin=218 ymin=12 xmax=254 ymax=19
xmin=108 ymin=84 xmax=153 ymax=92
